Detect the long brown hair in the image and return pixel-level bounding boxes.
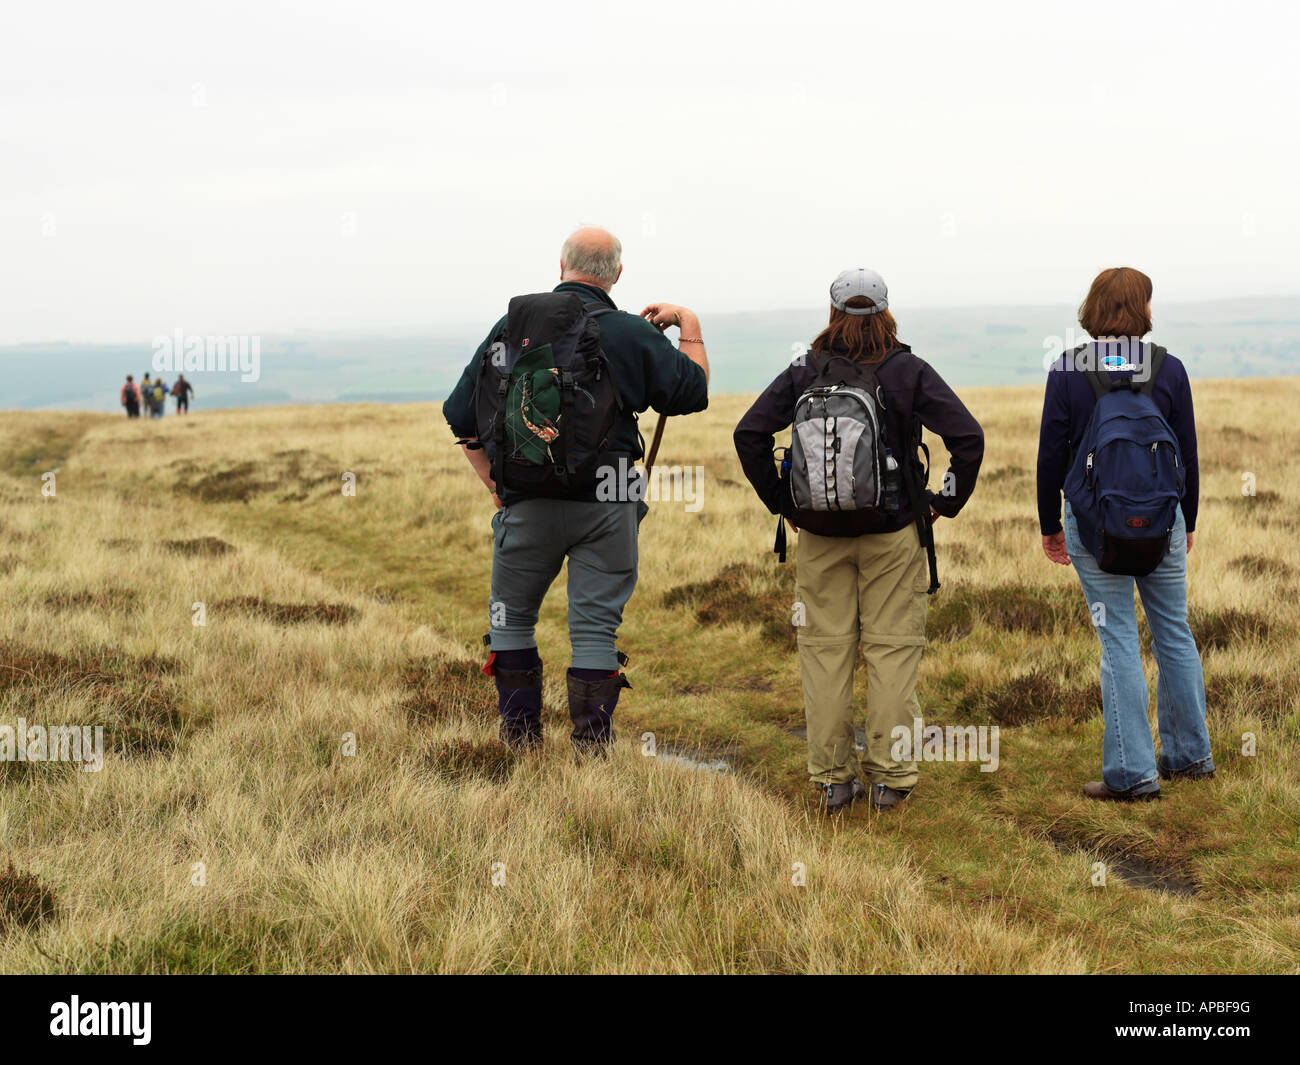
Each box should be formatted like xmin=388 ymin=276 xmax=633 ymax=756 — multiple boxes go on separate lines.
xmin=810 ymin=296 xmax=898 ymax=362
xmin=1078 ymin=267 xmax=1153 ymax=338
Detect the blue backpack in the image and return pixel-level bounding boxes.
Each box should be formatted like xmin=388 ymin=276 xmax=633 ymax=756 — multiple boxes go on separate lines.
xmin=1062 ymin=344 xmax=1185 ymax=576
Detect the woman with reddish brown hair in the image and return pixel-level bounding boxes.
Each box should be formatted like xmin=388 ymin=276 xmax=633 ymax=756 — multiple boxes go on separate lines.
xmin=1037 ymin=267 xmax=1214 ymax=801
xmin=735 ymin=269 xmax=984 ymax=813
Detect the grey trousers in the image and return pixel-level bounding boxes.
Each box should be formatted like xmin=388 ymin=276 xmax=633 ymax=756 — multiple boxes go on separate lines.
xmin=489 ymin=498 xmax=647 ymax=670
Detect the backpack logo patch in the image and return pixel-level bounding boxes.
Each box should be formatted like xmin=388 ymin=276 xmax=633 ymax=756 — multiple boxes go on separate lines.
xmin=1125 ymin=516 xmax=1151 ymax=528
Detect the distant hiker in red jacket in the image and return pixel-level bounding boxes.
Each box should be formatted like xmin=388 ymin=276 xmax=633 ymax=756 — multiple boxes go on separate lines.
xmin=121 ymin=375 xmax=140 ymax=418
xmin=172 ymin=374 xmax=194 ymax=415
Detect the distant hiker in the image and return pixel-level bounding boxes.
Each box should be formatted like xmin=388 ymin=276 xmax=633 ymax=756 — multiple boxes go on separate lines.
xmin=172 ymin=374 xmax=194 ymax=414
xmin=443 ymin=226 xmax=709 ymax=756
xmin=140 ymin=374 xmax=154 ymax=415
xmin=1038 ymin=266 xmax=1212 ymax=801
xmin=735 ymin=269 xmax=984 ymax=813
xmin=150 ymin=377 xmax=168 ymax=418
xmin=121 ymin=375 xmax=140 ymax=418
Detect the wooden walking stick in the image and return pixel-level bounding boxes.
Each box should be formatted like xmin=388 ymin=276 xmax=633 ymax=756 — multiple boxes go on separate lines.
xmin=644 ymin=413 xmax=668 ymax=474
xmin=642 ymin=305 xmax=685 ymax=474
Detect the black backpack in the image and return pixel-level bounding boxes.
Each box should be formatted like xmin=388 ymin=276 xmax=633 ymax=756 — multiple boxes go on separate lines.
xmin=473 ymin=292 xmax=624 ymax=498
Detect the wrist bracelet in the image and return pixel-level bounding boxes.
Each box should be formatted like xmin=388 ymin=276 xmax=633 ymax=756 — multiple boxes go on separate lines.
xmin=678 ymin=337 xmax=704 ymax=344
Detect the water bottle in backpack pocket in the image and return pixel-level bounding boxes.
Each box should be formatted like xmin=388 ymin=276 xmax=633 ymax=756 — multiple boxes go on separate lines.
xmin=1062 ymin=344 xmax=1185 ymax=577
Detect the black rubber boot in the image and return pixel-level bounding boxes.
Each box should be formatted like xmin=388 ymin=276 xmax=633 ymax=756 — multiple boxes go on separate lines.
xmin=489 ymin=648 xmax=544 ymax=750
xmin=566 ymin=667 xmax=630 ymax=759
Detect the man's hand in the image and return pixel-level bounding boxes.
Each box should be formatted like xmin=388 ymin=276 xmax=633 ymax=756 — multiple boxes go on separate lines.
xmin=785 ymin=517 xmax=799 ymax=533
xmin=1042 ymin=531 xmax=1071 ymax=565
xmin=641 ymin=302 xmax=708 ymax=386
xmin=640 ymin=303 xmax=694 ymax=332
xmin=459 ymin=441 xmax=500 ymax=500
xmin=1186 ymin=531 xmax=1194 ymax=554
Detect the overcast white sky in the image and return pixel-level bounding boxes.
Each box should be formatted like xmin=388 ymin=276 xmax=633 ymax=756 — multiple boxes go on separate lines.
xmin=2 ymin=0 xmax=1298 ymax=343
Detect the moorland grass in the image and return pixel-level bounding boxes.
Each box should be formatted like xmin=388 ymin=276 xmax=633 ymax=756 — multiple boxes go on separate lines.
xmin=0 ymin=382 xmax=1297 ymax=973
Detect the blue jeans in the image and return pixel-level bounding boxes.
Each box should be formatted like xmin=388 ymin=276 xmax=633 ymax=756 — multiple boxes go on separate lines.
xmin=1064 ymin=504 xmax=1214 ymax=794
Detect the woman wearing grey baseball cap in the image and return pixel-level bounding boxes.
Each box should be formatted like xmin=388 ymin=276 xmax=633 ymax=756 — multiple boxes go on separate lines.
xmin=735 ymin=269 xmax=985 ymax=813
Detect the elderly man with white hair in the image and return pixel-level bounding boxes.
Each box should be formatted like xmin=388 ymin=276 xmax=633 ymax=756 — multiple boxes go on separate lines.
xmin=442 ymin=226 xmax=709 ymax=756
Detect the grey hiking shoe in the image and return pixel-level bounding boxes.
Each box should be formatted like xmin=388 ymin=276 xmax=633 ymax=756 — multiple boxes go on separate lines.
xmin=869 ymin=783 xmax=911 ymax=810
xmin=821 ymin=779 xmax=867 ymax=814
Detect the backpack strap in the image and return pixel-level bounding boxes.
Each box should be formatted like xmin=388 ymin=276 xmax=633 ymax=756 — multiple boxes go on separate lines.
xmin=1075 ymin=341 xmax=1145 ymax=398
xmin=1138 ymin=345 xmax=1167 ymax=397
xmin=492 ymin=374 xmax=509 ymax=490
xmin=579 ymin=300 xmax=632 ymax=459
xmin=1077 ymin=342 xmax=1114 ymax=401
xmin=548 ymin=301 xmax=621 ymax=480
xmin=898 ymin=415 xmax=939 ymax=594
xmin=772 ymin=447 xmax=791 ymax=563
xmin=873 ymin=351 xmax=937 ymax=593
xmin=550 ymin=367 xmax=576 ymax=478
xmin=1084 ymin=341 xmax=1166 ymax=398
xmin=478 ymin=320 xmax=510 ymax=491
xmin=812 ymin=345 xmax=898 ymax=383
xmin=580 ymin=302 xmax=625 ymax=412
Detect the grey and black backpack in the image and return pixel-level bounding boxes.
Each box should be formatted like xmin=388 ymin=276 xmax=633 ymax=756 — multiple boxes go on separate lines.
xmin=789 ymin=354 xmax=893 ymax=513
xmin=776 ymin=350 xmax=939 ymax=592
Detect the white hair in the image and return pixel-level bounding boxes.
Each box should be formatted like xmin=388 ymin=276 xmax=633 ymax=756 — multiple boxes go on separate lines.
xmin=561 ymin=230 xmax=622 ymax=285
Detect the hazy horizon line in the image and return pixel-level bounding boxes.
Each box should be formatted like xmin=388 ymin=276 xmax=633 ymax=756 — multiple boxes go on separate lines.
xmin=10 ymin=366 xmax=1300 ymax=420
xmin=5 ymin=291 xmax=1299 ymax=350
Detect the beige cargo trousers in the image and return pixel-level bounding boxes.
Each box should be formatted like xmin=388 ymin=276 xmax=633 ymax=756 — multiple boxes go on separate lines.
xmin=795 ymin=524 xmax=929 ymax=790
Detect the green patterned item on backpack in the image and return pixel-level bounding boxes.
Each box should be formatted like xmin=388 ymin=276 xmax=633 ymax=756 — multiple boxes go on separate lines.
xmin=505 ymin=343 xmax=562 ymax=465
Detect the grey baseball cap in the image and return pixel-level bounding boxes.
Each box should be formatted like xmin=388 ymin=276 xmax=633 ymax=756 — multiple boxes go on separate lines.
xmin=830 ymin=268 xmax=888 ymax=315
